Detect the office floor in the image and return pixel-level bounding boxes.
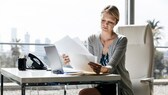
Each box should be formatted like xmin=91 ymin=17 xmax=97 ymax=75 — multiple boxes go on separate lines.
xmin=3 ymin=85 xmax=168 ymax=95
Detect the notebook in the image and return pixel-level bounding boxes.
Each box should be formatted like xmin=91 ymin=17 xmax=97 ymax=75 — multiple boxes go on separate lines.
xmin=44 ymin=45 xmax=81 ymax=74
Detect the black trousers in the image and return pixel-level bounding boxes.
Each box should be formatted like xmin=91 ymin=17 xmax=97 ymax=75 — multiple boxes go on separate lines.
xmin=95 ymin=84 xmax=116 ymax=95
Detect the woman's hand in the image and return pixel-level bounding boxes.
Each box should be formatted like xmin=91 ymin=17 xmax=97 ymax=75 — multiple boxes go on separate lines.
xmin=88 ymin=62 xmax=102 ymax=74
xmin=88 ymin=62 xmax=110 ymax=74
xmin=62 ymin=54 xmax=70 ymax=65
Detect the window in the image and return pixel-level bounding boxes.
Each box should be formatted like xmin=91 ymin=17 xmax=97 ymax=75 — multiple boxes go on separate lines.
xmin=0 ymin=0 xmax=125 ymax=45
xmin=0 ymin=0 xmax=125 ymax=69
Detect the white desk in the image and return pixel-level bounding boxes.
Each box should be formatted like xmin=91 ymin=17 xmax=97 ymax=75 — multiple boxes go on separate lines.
xmin=1 ymin=68 xmax=121 ymax=95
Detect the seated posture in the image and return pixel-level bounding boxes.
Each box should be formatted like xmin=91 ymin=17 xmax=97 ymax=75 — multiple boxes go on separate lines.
xmin=63 ymin=5 xmax=134 ymax=95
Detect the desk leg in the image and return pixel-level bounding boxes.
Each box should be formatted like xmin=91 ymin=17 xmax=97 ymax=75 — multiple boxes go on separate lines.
xmin=64 ymin=85 xmax=67 ymax=95
xmin=117 ymin=81 xmax=121 ymax=95
xmin=1 ymin=74 xmax=3 ymax=95
xmin=21 ymin=83 xmax=26 ymax=95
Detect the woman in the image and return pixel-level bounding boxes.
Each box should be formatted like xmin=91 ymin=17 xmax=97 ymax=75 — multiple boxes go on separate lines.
xmin=63 ymin=5 xmax=134 ymax=95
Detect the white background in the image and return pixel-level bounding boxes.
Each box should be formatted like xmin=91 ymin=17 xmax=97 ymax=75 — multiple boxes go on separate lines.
xmin=0 ymin=0 xmax=167 ymax=46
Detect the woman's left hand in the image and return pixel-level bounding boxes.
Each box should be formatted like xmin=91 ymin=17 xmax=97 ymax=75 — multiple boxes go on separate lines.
xmin=88 ymin=62 xmax=102 ymax=74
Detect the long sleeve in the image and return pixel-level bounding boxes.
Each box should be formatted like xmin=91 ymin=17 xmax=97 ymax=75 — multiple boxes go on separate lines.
xmin=108 ymin=36 xmax=127 ymax=73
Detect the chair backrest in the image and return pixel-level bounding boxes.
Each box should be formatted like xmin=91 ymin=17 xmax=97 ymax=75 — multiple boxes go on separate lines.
xmin=117 ymin=24 xmax=154 ymax=79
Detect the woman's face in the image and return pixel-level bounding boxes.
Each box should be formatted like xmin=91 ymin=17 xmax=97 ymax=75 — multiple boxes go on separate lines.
xmin=101 ymin=12 xmax=117 ymax=33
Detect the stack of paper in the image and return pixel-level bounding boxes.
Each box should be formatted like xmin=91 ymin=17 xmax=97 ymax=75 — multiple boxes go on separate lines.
xmin=55 ymin=36 xmax=97 ymax=73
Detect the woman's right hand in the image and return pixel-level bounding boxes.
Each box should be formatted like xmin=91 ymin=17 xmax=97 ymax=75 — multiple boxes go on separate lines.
xmin=62 ymin=54 xmax=70 ymax=65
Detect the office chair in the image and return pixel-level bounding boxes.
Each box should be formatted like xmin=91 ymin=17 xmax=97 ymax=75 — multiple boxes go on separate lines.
xmin=117 ymin=24 xmax=154 ymax=95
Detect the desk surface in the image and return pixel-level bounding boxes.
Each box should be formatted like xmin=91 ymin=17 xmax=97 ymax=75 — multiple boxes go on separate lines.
xmin=1 ymin=68 xmax=121 ymax=84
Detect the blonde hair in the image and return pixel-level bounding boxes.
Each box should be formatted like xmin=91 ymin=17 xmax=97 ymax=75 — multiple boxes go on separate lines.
xmin=101 ymin=5 xmax=120 ymax=24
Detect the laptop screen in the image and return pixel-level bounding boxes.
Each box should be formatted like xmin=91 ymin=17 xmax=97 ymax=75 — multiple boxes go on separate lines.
xmin=44 ymin=45 xmax=64 ymax=74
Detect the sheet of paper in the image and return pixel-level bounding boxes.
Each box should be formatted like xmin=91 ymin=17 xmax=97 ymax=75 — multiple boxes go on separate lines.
xmin=54 ymin=36 xmax=97 ymax=73
xmin=68 ymin=53 xmax=97 ymax=72
xmin=54 ymin=36 xmax=91 ymax=55
xmin=72 ymin=37 xmax=89 ymax=53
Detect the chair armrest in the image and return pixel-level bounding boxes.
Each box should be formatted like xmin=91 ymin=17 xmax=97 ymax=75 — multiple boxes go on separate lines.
xmin=140 ymin=77 xmax=154 ymax=84
xmin=140 ymin=78 xmax=154 ymax=95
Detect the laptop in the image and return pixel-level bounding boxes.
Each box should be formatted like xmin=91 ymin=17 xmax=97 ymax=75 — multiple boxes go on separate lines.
xmin=44 ymin=45 xmax=81 ymax=74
